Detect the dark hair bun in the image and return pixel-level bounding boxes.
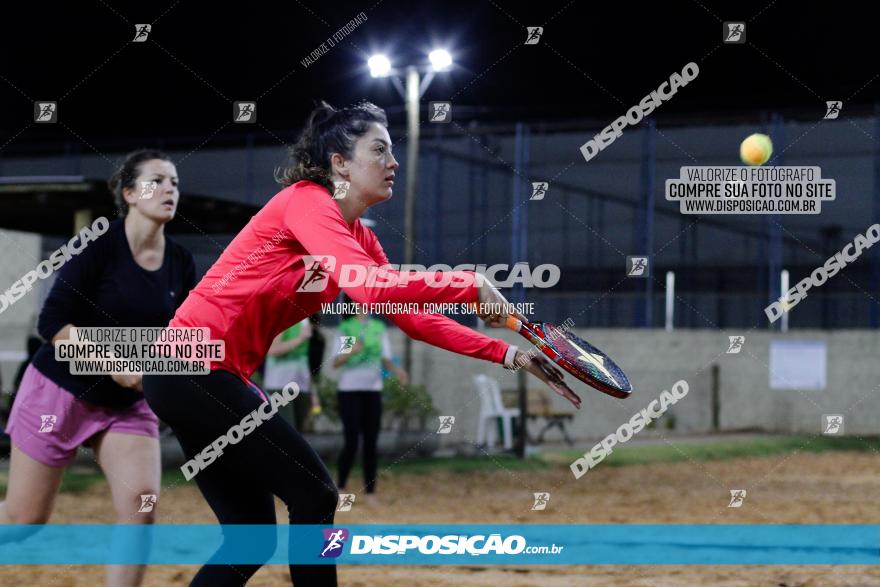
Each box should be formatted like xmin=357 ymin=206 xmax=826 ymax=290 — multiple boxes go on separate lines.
xmin=276 ymin=100 xmax=388 ymax=193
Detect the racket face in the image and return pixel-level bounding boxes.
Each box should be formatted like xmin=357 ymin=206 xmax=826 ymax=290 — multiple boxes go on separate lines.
xmin=530 ymin=322 xmax=632 ymax=398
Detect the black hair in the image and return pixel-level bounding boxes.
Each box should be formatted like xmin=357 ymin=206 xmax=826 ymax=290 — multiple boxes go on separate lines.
xmin=339 ymin=293 xmax=358 ymax=321
xmin=275 ymin=100 xmax=388 ymax=194
xmin=107 ymin=149 xmax=173 ymax=215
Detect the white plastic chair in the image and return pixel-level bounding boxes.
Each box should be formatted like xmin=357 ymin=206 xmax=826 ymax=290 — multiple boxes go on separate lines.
xmin=474 ymin=374 xmax=520 ymax=450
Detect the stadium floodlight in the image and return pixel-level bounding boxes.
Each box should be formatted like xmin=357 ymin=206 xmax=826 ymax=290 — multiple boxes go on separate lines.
xmin=428 ymin=49 xmax=452 ymax=72
xmin=368 ymin=54 xmax=392 ymax=78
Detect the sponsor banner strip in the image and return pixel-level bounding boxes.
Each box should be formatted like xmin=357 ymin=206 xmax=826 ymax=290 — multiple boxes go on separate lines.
xmin=0 ymin=525 xmax=878 ymax=564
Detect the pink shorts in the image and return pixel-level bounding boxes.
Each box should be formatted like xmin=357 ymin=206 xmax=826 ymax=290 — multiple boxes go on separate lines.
xmin=5 ymin=364 xmax=159 ymax=467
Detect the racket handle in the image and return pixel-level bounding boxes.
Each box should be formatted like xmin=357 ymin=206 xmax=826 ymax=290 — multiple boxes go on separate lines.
xmin=468 ymin=302 xmax=524 ymax=332
xmin=505 ymin=314 xmax=521 ymax=331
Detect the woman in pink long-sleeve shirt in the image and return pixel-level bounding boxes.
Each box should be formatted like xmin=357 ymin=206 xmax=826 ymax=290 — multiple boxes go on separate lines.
xmin=142 ymin=100 xmax=578 ymax=587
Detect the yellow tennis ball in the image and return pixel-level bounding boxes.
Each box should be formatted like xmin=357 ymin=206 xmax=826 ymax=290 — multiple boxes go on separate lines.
xmin=740 ymin=133 xmax=773 ymax=166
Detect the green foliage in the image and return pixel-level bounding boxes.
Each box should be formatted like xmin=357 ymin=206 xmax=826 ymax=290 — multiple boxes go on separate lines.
xmin=0 ymin=470 xmax=105 ymax=496
xmin=381 ymin=455 xmax=551 ymax=476
xmin=312 ymin=376 xmax=436 ymax=430
xmin=556 ymin=435 xmax=880 ymax=467
xmin=314 ymin=375 xmax=339 ymax=422
xmin=382 ymin=378 xmax=436 ymax=431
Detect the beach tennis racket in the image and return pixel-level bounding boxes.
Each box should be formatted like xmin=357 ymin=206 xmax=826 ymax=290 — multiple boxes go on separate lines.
xmin=504 ymin=314 xmax=633 ymax=399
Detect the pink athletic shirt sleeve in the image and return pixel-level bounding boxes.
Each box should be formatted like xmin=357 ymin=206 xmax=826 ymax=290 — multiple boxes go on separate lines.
xmin=169 ymin=180 xmax=510 ymax=383
xmin=285 ymin=183 xmax=482 ymax=305
xmin=360 ymin=228 xmax=509 ymax=365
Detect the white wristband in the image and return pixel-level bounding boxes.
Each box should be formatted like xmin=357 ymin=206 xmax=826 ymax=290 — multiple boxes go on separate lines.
xmin=503 ymin=344 xmax=519 ymax=369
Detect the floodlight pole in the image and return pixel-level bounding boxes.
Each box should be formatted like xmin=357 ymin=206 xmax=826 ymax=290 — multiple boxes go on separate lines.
xmin=402 ymin=66 xmax=421 ymax=374
xmin=384 ymin=64 xmax=439 ymax=374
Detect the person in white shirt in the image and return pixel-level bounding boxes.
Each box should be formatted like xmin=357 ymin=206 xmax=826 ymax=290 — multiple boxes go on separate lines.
xmin=333 ymin=303 xmax=407 ymax=497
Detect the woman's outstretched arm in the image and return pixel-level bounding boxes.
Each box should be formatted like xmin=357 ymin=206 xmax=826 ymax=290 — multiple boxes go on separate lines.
xmin=285 ymin=184 xmax=481 ymax=307
xmin=359 ymin=225 xmax=515 ymax=366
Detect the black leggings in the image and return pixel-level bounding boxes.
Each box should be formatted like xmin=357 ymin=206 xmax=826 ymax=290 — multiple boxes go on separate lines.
xmin=336 ymin=391 xmax=382 ymax=494
xmin=143 ymin=370 xmax=338 ymax=587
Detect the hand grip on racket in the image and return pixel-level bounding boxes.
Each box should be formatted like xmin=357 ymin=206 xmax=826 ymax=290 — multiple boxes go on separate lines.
xmin=515 ymin=350 xmax=582 ymax=409
xmin=468 ymin=300 xmax=579 ymax=407
xmin=473 ymin=276 xmax=528 ymax=327
xmin=469 ymin=301 xmax=633 ymax=399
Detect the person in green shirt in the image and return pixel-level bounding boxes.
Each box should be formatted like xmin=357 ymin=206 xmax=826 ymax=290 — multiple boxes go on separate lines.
xmin=266 ymin=318 xmax=321 ymax=430
xmin=333 ymin=303 xmax=407 ymax=500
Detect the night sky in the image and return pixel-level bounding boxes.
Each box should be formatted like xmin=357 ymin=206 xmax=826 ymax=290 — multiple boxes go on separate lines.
xmin=1 ymin=0 xmax=876 ymax=152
